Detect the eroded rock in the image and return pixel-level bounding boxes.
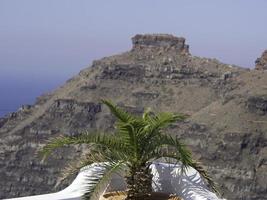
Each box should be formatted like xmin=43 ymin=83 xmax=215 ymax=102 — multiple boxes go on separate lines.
xmin=255 ymin=50 xmax=267 ymax=70
xmin=247 ymin=95 xmax=267 ymax=115
xmin=131 ymin=34 xmax=189 ymax=55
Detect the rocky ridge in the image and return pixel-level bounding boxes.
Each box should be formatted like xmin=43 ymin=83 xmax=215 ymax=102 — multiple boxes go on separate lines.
xmin=0 ymin=34 xmax=266 ymax=200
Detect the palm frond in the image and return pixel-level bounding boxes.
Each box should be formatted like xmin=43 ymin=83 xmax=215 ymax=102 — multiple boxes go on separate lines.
xmin=142 ymin=112 xmax=187 ymax=146
xmin=39 ymin=132 xmax=129 ymax=160
xmin=147 ymin=112 xmax=186 ymax=130
xmin=142 ymin=107 xmax=152 ymax=121
xmin=190 ymin=160 xmax=220 ymax=195
xmin=152 ymin=135 xmax=220 ymax=195
xmin=154 ymin=134 xmax=193 ymax=174
xmin=115 ymin=122 xmax=134 ymax=146
xmin=101 ymin=99 xmax=134 ymax=123
xmin=147 ymin=149 xmax=181 ymax=163
xmin=147 ymin=149 xmax=219 ymax=195
xmin=39 ymin=100 xmax=218 ymax=198
xmin=57 ymin=150 xmax=108 ymax=186
xmin=82 ymin=161 xmax=126 ymax=200
xmin=39 ymin=135 xmax=76 ymax=160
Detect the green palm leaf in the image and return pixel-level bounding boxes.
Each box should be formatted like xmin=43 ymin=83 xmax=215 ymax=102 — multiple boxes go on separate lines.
xmin=39 ymin=100 xmax=220 ymax=199
xmin=39 ymin=132 xmax=129 ymax=160
xmin=82 ymin=161 xmax=126 ymax=200
xmin=190 ymin=160 xmax=220 ymax=195
xmin=153 ymin=134 xmax=193 ymax=172
xmin=101 ymin=99 xmax=134 ymax=123
xmin=57 ymin=150 xmax=108 ymax=186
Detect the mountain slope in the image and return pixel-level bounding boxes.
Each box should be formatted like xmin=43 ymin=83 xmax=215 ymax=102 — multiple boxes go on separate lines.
xmin=0 ymin=34 xmax=266 ymax=200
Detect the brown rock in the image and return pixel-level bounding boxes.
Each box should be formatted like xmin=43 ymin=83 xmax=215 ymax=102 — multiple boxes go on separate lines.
xmin=131 ymin=34 xmax=189 ymax=55
xmin=255 ymin=50 xmax=267 ymax=70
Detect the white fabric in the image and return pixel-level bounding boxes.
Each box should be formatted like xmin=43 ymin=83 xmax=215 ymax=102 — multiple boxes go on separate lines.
xmin=151 ymin=162 xmax=223 ymax=200
xmin=5 ymin=162 xmax=225 ymax=200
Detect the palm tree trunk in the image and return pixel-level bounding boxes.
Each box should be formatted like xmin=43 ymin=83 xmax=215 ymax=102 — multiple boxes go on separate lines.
xmin=125 ymin=165 xmax=153 ymax=200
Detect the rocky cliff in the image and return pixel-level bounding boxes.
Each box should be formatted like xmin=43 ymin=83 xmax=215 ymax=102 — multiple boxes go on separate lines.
xmin=0 ymin=34 xmax=266 ymax=200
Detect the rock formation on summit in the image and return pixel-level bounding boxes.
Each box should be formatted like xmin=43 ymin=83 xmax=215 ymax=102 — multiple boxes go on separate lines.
xmin=255 ymin=50 xmax=267 ymax=70
xmin=0 ymin=34 xmax=266 ymax=200
xmin=131 ymin=34 xmax=189 ymax=54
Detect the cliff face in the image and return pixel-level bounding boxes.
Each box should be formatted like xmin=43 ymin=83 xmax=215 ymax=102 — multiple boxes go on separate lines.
xmin=0 ymin=34 xmax=267 ymax=200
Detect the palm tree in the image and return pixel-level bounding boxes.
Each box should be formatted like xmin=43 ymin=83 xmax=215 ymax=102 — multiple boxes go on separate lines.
xmin=40 ymin=100 xmax=218 ymax=200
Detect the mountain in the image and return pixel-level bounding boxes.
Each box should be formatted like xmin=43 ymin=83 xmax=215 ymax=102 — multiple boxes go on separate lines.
xmin=0 ymin=34 xmax=266 ymax=200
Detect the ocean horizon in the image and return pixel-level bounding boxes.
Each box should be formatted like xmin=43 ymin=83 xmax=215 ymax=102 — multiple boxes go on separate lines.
xmin=0 ymin=70 xmax=80 ymax=117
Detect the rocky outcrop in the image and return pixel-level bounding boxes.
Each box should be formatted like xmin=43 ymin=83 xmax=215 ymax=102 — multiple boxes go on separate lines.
xmin=132 ymin=34 xmax=189 ymax=55
xmin=255 ymin=50 xmax=267 ymax=70
xmin=247 ymin=95 xmax=267 ymax=115
xmin=98 ymin=64 xmax=146 ymax=82
xmin=0 ymin=34 xmax=266 ymax=200
xmin=0 ymin=117 xmax=8 ymax=128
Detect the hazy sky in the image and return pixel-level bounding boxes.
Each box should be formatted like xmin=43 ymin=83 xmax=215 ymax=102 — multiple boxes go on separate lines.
xmin=1 ymin=0 xmax=267 ymax=116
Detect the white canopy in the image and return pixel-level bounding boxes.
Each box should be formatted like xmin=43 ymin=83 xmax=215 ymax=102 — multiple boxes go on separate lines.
xmin=5 ymin=162 xmax=225 ymax=200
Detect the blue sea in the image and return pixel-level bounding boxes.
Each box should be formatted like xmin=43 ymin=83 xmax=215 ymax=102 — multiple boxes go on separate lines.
xmin=0 ymin=71 xmax=78 ymax=117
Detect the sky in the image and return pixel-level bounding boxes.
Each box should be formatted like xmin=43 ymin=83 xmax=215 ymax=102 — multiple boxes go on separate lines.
xmin=0 ymin=0 xmax=267 ymax=116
